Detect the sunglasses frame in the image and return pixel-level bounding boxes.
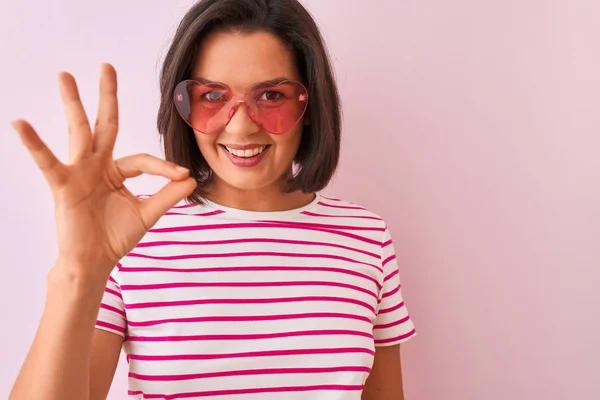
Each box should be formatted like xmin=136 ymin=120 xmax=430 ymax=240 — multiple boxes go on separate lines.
xmin=173 ymin=79 xmax=309 ymax=135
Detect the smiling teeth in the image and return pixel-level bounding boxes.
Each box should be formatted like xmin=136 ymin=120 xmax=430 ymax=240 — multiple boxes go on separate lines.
xmin=225 ymin=145 xmax=267 ymax=158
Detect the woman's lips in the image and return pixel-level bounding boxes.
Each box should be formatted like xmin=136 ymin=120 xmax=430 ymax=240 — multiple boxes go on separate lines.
xmin=220 ymin=144 xmax=271 ymax=168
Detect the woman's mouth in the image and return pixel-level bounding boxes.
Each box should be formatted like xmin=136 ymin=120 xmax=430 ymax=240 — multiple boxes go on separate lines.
xmin=222 ymin=145 xmax=269 ymax=158
xmin=219 ymin=144 xmax=271 ymax=167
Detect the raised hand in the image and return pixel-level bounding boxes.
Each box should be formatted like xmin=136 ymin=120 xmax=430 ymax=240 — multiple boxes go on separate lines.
xmin=12 ymin=63 xmax=196 ymax=281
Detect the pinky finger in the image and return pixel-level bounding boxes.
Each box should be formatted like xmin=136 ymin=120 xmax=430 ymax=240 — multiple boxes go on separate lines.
xmin=13 ymin=120 xmax=68 ymax=188
xmin=138 ymin=178 xmax=197 ymax=228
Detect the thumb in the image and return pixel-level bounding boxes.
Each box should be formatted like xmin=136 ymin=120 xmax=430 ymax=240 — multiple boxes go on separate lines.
xmin=138 ymin=178 xmax=197 ymax=228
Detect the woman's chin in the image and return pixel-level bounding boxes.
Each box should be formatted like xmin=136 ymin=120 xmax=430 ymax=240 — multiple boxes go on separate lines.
xmin=212 ymin=170 xmax=277 ymax=192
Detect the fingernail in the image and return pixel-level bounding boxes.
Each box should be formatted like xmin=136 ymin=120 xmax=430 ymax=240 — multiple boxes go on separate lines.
xmin=175 ymin=166 xmax=189 ymax=173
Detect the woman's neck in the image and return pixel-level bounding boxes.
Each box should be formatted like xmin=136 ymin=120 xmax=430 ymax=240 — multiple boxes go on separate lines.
xmin=204 ymin=178 xmax=316 ymax=212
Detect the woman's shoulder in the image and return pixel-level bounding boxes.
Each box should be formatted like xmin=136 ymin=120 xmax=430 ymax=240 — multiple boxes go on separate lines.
xmin=309 ymin=194 xmax=388 ymax=228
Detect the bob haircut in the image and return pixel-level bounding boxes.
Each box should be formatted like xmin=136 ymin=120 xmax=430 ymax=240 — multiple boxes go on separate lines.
xmin=157 ymin=0 xmax=341 ymax=204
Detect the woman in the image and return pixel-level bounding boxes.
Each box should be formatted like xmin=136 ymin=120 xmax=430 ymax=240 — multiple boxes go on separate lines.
xmin=10 ymin=0 xmax=415 ymax=399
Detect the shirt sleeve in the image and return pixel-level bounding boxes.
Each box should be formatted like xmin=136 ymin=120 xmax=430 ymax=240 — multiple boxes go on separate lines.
xmin=95 ymin=266 xmax=127 ymax=338
xmin=373 ymin=227 xmax=416 ymax=346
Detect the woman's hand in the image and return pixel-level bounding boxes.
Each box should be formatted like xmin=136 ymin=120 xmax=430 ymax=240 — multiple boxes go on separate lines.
xmin=12 ymin=63 xmax=196 ymax=282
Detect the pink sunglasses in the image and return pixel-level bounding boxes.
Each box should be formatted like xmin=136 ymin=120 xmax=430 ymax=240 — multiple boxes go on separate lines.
xmin=173 ymin=78 xmax=309 ymax=135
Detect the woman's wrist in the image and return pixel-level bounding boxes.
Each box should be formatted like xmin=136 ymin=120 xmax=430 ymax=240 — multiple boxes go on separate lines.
xmin=47 ymin=260 xmax=110 ymax=305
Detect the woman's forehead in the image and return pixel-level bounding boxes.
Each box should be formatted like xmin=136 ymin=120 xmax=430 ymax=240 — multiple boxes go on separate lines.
xmin=192 ymin=30 xmax=300 ymax=91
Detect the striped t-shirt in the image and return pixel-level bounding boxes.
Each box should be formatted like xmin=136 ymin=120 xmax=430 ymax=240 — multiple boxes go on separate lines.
xmin=96 ymin=193 xmax=416 ymax=399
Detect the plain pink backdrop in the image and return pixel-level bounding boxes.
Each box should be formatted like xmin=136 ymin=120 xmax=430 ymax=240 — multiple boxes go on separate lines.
xmin=0 ymin=1 xmax=598 ymax=399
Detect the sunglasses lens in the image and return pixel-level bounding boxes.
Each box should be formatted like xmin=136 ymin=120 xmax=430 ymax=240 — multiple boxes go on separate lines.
xmin=173 ymin=80 xmax=231 ymax=134
xmin=173 ymin=80 xmax=308 ymax=135
xmin=250 ymin=81 xmax=308 ymax=135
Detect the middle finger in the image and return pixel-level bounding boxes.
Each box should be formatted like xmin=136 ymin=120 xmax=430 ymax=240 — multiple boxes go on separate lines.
xmin=58 ymin=72 xmax=92 ymax=163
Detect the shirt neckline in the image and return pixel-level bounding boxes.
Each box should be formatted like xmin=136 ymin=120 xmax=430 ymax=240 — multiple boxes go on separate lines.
xmin=201 ymin=192 xmax=321 ymax=221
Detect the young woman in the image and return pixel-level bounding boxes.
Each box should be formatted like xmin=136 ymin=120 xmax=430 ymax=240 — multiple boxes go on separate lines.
xmin=9 ymin=0 xmax=415 ymax=399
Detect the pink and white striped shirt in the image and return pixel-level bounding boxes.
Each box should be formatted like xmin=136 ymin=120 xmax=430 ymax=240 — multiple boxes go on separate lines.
xmin=96 ymin=193 xmax=416 ymax=399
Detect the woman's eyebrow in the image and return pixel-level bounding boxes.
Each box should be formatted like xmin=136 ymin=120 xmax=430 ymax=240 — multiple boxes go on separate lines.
xmin=251 ymin=77 xmax=290 ymax=90
xmin=191 ymin=76 xmax=291 ymax=88
xmin=192 ymin=76 xmax=222 ymax=85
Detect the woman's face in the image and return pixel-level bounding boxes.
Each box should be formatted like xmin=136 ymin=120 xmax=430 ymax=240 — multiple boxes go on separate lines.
xmin=190 ymin=30 xmax=305 ymax=192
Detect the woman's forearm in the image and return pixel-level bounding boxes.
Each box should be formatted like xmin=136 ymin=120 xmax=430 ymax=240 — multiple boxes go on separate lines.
xmin=10 ymin=265 xmax=107 ymax=400
xmin=9 ymin=64 xmax=193 ymax=400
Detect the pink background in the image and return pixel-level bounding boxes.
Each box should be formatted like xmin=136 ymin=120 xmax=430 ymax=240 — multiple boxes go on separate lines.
xmin=1 ymin=0 xmax=598 ymax=399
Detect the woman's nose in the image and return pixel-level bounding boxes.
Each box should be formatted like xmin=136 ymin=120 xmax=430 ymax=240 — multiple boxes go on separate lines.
xmin=224 ymin=101 xmax=260 ymax=136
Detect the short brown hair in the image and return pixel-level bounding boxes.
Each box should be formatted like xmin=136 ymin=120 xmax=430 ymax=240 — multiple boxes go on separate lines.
xmin=157 ymin=0 xmax=341 ymax=204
